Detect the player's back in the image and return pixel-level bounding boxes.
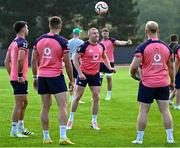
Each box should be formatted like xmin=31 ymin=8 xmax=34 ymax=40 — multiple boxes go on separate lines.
xmin=136 ymin=38 xmax=172 ymax=87
xmin=8 ymin=37 xmax=29 ymax=80
xmin=34 ymin=33 xmax=69 ymax=77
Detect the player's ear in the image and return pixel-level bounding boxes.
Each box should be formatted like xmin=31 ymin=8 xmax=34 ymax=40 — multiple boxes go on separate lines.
xmin=157 ymin=29 xmax=160 ymax=34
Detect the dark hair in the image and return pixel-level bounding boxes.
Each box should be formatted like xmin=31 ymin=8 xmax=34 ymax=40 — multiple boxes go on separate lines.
xmin=49 ymin=16 xmax=62 ymax=29
xmin=101 ymin=27 xmax=109 ymax=32
xmin=13 ymin=21 xmax=27 ymax=33
xmin=170 ymin=34 xmax=178 ymax=42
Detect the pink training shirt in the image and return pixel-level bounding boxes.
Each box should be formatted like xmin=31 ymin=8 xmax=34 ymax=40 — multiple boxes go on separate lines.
xmin=100 ymin=38 xmax=116 ymax=63
xmin=8 ymin=37 xmax=29 ymax=81
xmin=77 ymin=41 xmax=105 ymax=75
xmin=33 ymin=33 xmax=69 ymax=77
xmin=135 ymin=37 xmax=172 ymax=88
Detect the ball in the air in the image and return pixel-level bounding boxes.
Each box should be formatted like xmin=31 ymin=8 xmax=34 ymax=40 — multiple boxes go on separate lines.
xmin=95 ymin=1 xmax=108 ymax=14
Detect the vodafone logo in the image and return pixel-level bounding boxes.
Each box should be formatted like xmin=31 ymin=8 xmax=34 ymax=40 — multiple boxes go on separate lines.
xmin=153 ymin=54 xmax=161 ymax=62
xmin=93 ymin=53 xmax=99 ymax=60
xmin=44 ymin=47 xmax=51 ymax=56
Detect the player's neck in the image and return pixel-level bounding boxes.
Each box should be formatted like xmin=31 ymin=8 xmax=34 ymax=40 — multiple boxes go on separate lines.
xmin=16 ymin=33 xmax=25 ymax=39
xmin=147 ymin=34 xmax=158 ymax=40
xmin=50 ymin=29 xmax=60 ymax=35
xmin=88 ymin=40 xmax=97 ymax=45
xmin=73 ymin=35 xmax=80 ymax=39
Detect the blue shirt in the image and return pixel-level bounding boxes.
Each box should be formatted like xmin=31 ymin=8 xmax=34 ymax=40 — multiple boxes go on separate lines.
xmin=68 ymin=38 xmax=84 ymax=60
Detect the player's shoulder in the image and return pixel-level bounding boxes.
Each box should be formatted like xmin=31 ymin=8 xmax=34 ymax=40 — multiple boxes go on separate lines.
xmin=137 ymin=39 xmax=152 ymax=49
xmin=77 ymin=41 xmax=89 ymax=53
xmin=57 ymin=35 xmax=68 ymax=43
xmin=79 ymin=41 xmax=89 ymax=48
xmin=109 ymin=37 xmax=116 ymax=43
xmin=98 ymin=42 xmax=106 ymax=50
xmin=14 ymin=37 xmax=28 ymax=48
xmin=34 ymin=34 xmax=47 ymax=45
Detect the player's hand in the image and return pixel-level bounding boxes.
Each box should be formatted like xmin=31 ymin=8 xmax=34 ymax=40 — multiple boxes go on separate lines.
xmin=131 ymin=73 xmax=141 ymax=81
xmin=18 ymin=77 xmax=25 ymax=84
xmin=78 ymin=72 xmax=86 ymax=80
xmin=127 ymin=39 xmax=132 ymax=45
xmin=33 ymin=78 xmax=38 ymax=91
xmin=69 ymin=81 xmax=74 ymax=92
xmin=169 ymin=82 xmax=175 ymax=91
xmin=110 ymin=67 xmax=116 ymax=73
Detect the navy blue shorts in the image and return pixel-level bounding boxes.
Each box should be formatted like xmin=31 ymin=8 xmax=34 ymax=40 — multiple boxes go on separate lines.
xmin=71 ymin=60 xmax=78 ymax=79
xmin=10 ymin=81 xmax=28 ymax=95
xmin=99 ymin=63 xmax=114 ymax=73
xmin=76 ymin=72 xmax=101 ymax=87
xmin=175 ymin=73 xmax=180 ymax=89
xmin=138 ymin=82 xmax=169 ymax=104
xmin=38 ymin=75 xmax=67 ymax=94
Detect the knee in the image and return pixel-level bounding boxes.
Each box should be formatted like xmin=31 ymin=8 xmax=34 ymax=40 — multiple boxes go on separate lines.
xmin=42 ymin=103 xmax=52 ymax=111
xmin=93 ymin=92 xmax=100 ymax=102
xmin=23 ymin=100 xmax=28 ymax=109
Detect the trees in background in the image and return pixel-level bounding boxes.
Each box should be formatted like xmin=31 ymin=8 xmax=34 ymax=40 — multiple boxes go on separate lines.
xmin=0 ymin=0 xmax=138 ymax=48
xmin=136 ymin=0 xmax=180 ymax=42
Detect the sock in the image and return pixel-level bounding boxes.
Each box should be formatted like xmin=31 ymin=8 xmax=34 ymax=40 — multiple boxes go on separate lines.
xmin=18 ymin=120 xmax=24 ymax=131
xmin=92 ymin=115 xmax=97 ymax=123
xmin=69 ymin=112 xmax=74 ymax=122
xmin=166 ymin=129 xmax=174 ymax=140
xmin=60 ymin=125 xmax=67 ymax=140
xmin=43 ymin=130 xmax=50 ymax=140
xmin=136 ymin=130 xmax=144 ymax=141
xmin=11 ymin=122 xmax=18 ymax=133
xmin=106 ymin=91 xmax=111 ymax=99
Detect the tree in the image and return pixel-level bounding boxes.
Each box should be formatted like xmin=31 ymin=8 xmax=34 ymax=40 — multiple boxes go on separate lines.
xmin=136 ymin=0 xmax=180 ymax=42
xmin=0 ymin=0 xmax=139 ymax=48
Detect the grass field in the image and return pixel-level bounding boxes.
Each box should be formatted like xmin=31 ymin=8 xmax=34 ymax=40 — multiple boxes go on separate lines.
xmin=0 ymin=66 xmax=180 ymax=147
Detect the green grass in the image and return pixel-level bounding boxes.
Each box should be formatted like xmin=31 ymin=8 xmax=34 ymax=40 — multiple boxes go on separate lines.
xmin=0 ymin=67 xmax=180 ymax=147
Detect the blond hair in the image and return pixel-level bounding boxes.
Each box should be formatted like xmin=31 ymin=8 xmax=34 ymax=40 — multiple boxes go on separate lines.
xmin=145 ymin=21 xmax=159 ymax=34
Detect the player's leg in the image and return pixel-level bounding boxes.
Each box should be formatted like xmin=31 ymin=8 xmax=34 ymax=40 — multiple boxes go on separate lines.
xmin=132 ymin=102 xmax=151 ymax=144
xmin=105 ymin=73 xmax=112 ymax=100
xmin=10 ymin=81 xmax=28 ymax=137
xmin=132 ymin=82 xmax=153 ymax=144
xmin=157 ymin=100 xmax=174 ymax=143
xmin=41 ymin=94 xmax=53 ymax=143
xmin=67 ymin=85 xmax=85 ymax=129
xmin=156 ymin=85 xmax=174 ymax=143
xmin=17 ymin=95 xmax=33 ymax=135
xmin=69 ymin=77 xmax=75 ymax=102
xmin=10 ymin=95 xmax=28 ymax=137
xmin=169 ymin=89 xmax=175 ymax=106
xmin=89 ymin=86 xmax=101 ymax=130
xmin=174 ymin=89 xmax=180 ymax=109
xmin=99 ymin=63 xmax=105 ymax=84
xmin=174 ymin=73 xmax=180 ymax=109
xmin=88 ymin=73 xmax=101 ymax=130
xmin=54 ymin=92 xmax=74 ymax=144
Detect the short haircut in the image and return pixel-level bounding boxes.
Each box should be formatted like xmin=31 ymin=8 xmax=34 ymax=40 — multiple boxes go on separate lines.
xmin=13 ymin=21 xmax=27 ymax=33
xmin=170 ymin=34 xmax=178 ymax=42
xmin=49 ymin=16 xmax=62 ymax=29
xmin=145 ymin=21 xmax=159 ymax=34
xmin=101 ymin=27 xmax=109 ymax=32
